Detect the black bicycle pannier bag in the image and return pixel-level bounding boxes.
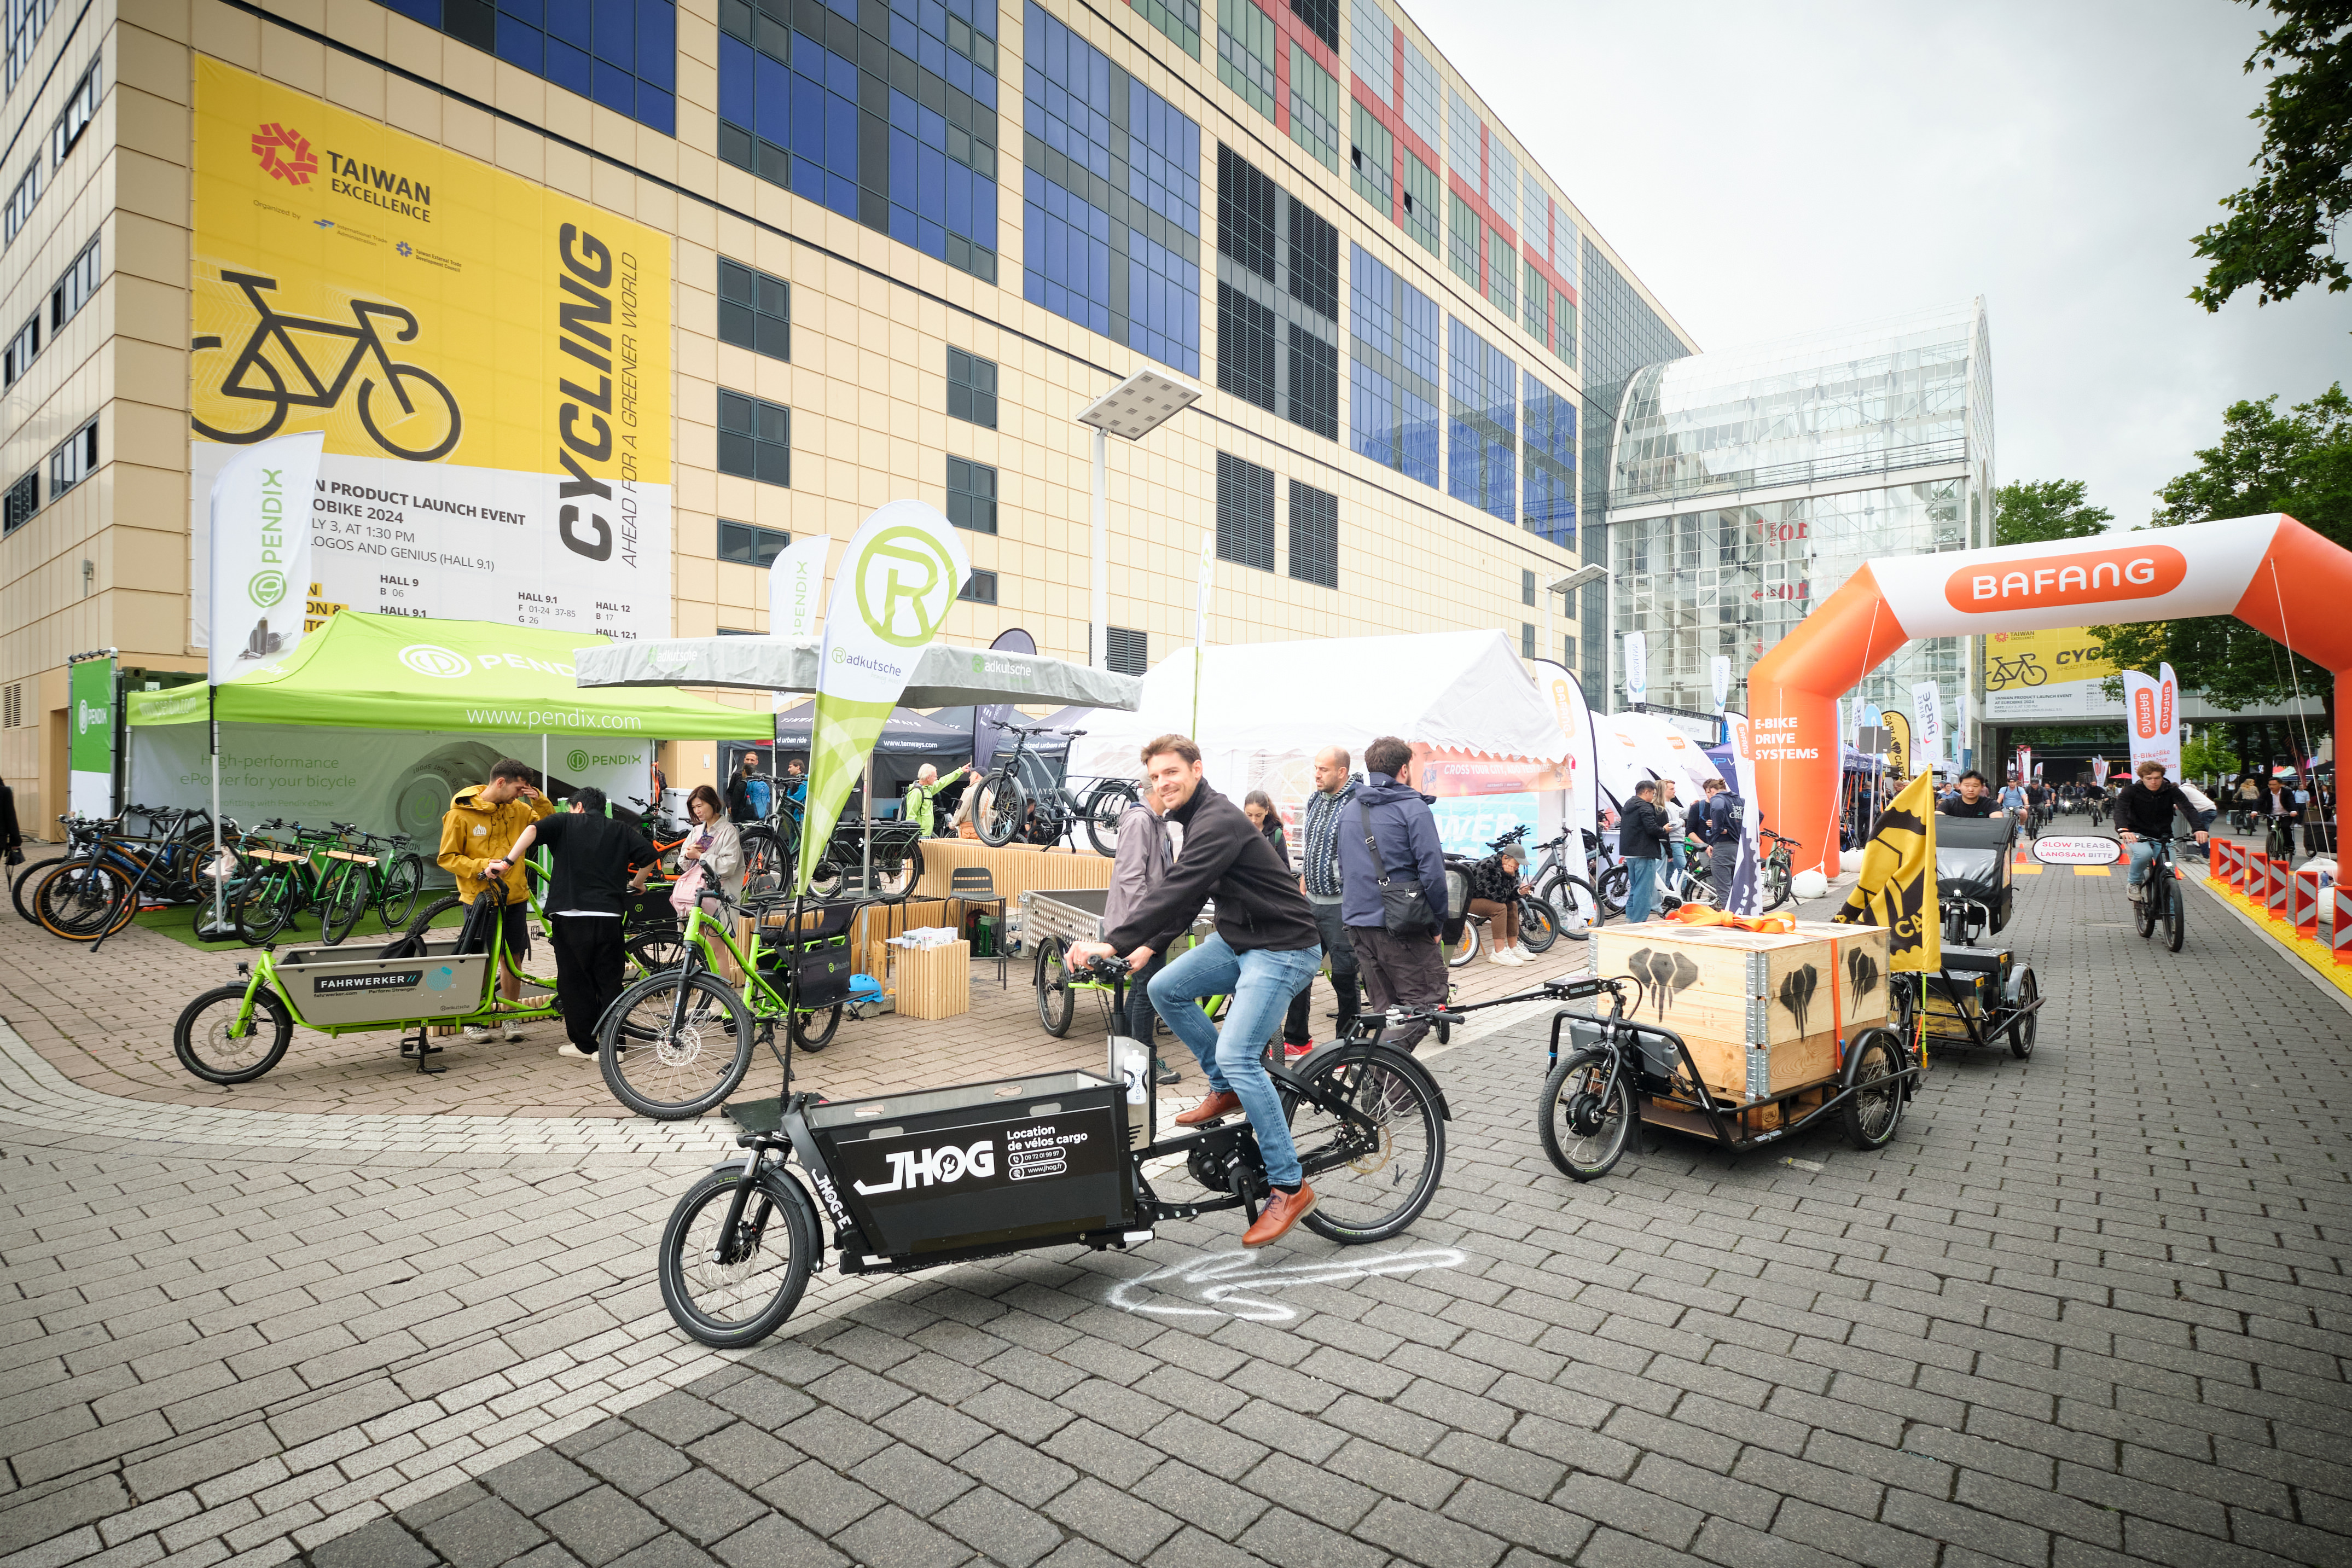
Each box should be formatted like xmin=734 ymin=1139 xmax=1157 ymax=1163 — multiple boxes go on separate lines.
xmin=793 ymin=946 xmax=855 ymax=1009
xmin=1358 ymin=799 xmax=1435 ymax=936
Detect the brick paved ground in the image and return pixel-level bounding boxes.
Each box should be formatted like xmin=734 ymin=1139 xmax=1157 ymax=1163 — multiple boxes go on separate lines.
xmin=0 ymin=891 xmax=1543 ymax=1119
xmin=4 ymin=857 xmax=2348 ymax=1567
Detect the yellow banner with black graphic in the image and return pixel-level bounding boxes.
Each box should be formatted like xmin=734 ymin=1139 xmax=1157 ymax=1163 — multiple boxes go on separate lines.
xmin=1833 ymin=768 xmax=1940 ymax=972
xmin=189 ymin=58 xmax=671 ymax=645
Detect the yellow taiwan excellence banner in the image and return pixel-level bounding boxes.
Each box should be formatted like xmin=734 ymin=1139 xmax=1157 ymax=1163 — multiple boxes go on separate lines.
xmin=1981 ymin=627 xmax=2123 ymax=720
xmin=189 ymin=59 xmax=672 ymax=647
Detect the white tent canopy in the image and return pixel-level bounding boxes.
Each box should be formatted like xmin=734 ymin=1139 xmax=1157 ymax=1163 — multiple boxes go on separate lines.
xmin=574 ymin=637 xmax=1141 ymax=710
xmin=1067 ymin=630 xmax=1569 ymax=794
xmin=1600 ymin=711 xmax=1720 ymax=802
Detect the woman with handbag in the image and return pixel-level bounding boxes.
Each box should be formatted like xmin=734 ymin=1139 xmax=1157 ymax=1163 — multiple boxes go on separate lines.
xmin=671 ymin=785 xmax=746 ymax=981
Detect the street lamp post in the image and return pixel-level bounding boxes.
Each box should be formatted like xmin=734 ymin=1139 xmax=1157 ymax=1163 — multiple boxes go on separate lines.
xmin=1075 ymin=369 xmax=1202 ymax=670
xmin=1543 ymin=563 xmax=1607 ymax=672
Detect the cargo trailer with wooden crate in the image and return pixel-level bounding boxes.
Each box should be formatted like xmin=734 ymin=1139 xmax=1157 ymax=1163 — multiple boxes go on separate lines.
xmin=1567 ymin=920 xmax=1917 ymax=1155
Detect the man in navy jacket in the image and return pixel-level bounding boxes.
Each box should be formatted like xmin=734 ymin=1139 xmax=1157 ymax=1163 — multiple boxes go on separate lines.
xmin=1335 ymin=735 xmax=1450 ymax=1050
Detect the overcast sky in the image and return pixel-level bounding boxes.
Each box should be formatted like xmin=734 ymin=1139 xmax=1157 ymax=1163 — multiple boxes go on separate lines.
xmin=1413 ymin=0 xmax=2348 ymax=527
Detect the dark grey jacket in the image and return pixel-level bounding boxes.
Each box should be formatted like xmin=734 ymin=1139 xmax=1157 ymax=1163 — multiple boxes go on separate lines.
xmin=1334 ymin=774 xmax=1446 ymax=931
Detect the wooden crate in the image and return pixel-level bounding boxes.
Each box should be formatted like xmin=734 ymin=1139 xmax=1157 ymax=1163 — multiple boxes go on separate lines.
xmin=913 ymin=839 xmax=1112 ymax=904
xmin=1592 ymin=921 xmax=1888 ymax=1101
xmin=894 ymin=939 xmax=971 ymax=1020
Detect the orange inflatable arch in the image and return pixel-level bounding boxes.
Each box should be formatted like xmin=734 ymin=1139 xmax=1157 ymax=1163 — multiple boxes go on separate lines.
xmin=1748 ymin=514 xmax=2348 ymax=877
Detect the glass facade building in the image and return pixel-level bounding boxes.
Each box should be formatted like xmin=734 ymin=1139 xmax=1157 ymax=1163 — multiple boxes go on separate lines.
xmin=1602 ymin=300 xmax=1995 ymax=756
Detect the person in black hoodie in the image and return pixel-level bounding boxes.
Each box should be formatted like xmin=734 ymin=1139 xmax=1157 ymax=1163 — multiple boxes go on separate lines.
xmin=1070 ymin=734 xmax=1326 ymax=1248
xmin=490 ymin=789 xmax=657 ymax=1061
xmin=1618 ymin=779 xmax=1673 ymax=924
xmin=2115 ymin=759 xmax=2208 ymax=902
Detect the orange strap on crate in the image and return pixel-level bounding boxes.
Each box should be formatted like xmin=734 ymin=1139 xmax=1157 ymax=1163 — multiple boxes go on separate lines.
xmin=1662 ymin=905 xmax=1795 ymax=934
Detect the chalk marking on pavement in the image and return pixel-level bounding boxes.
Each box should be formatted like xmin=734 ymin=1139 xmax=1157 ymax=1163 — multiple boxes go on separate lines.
xmin=1106 ymin=1246 xmax=1468 ymax=1323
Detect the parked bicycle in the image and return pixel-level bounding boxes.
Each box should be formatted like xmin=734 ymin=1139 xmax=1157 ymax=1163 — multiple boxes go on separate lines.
xmin=596 ymin=881 xmax=861 ymax=1119
xmin=1757 ymin=827 xmax=1799 ymax=911
xmin=190 ymin=268 xmax=462 ymax=459
xmin=970 ymin=721 xmax=1137 ymax=855
xmin=1442 ymin=827 xmax=1561 ymax=968
xmin=741 ymin=815 xmax=924 ymax=903
xmin=28 ymin=806 xmax=221 ymax=945
xmin=231 ymin=820 xmax=384 ymax=946
xmin=1524 ymin=830 xmax=1602 ymax=940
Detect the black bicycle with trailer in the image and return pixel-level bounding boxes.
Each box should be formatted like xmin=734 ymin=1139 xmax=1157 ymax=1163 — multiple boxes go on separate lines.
xmin=1532 ymin=972 xmax=1921 ymax=1180
xmin=658 ymin=955 xmax=1454 ymax=1348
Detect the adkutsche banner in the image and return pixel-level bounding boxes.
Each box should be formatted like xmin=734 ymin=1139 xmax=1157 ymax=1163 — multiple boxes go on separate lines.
xmin=802 ymin=500 xmax=969 ymax=894
xmin=188 ymin=61 xmax=672 ymax=648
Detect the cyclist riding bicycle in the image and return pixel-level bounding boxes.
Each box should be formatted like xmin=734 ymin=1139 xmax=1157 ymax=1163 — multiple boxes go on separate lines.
xmin=1996 ymin=777 xmax=2028 ymax=817
xmin=1068 ymin=733 xmax=1326 ymax=1248
xmin=2115 ymin=759 xmax=2210 ymax=903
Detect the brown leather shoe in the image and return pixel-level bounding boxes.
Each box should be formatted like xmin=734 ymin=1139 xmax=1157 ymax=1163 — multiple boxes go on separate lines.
xmin=1242 ymin=1183 xmax=1317 ymax=1247
xmin=1174 ymin=1090 xmax=1241 ymax=1126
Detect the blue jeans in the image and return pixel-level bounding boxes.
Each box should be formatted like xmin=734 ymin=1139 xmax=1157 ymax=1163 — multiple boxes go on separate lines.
xmin=2127 ymin=839 xmax=2160 ymax=888
xmin=1624 ymin=856 xmax=1662 ymax=924
xmin=1148 ymin=933 xmax=1322 ymax=1190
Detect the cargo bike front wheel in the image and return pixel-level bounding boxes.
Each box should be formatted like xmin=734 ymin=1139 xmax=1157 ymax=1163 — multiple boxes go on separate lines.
xmin=1537 ymin=1048 xmax=1637 ymax=1182
xmin=598 ymin=971 xmax=756 ymax=1119
xmin=174 ymin=984 xmax=295 ymax=1084
xmin=659 ymin=1163 xmax=816 ymax=1348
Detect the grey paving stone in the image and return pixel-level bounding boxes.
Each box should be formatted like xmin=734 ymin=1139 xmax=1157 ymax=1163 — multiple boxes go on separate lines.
xmin=416 ymin=1496 xmax=545 ymax=1568
xmin=307 ymin=1517 xmax=440 ymax=1568
xmin=1043 ymin=1476 xmax=1182 ymax=1559
xmin=829 ymin=1503 xmax=969 ymax=1568
xmin=934 ymin=1483 xmax=1066 ymax=1568
xmin=751 ymin=1460 xmax=884 ymax=1536
xmin=624 ymin=1395 xmax=735 ymax=1450
xmin=480 ymin=1451 xmax=600 ymax=1517
xmin=604 ymin=1535 xmax=718 ymax=1568
xmin=577 ymin=1431 xmax=695 ymax=1499
xmin=1130 ymin=1459 xmax=1274 ymax=1542
xmin=850 ymin=1441 xmax=976 ymax=1517
xmin=708 ymin=1513 xmax=846 ymax=1568
xmin=537 ymin=1486 xmax=664 ymax=1567
xmin=637 ymin=1470 xmax=764 ymax=1547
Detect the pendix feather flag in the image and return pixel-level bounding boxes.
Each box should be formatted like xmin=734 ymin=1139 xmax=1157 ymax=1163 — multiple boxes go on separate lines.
xmin=1831 ymin=766 xmax=1941 ymax=973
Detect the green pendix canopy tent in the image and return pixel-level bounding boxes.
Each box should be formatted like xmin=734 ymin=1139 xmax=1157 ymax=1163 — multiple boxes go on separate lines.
xmin=127 ymin=612 xmax=768 ymax=737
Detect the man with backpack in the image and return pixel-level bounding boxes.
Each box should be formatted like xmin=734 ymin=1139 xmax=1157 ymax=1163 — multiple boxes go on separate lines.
xmin=1688 ymin=776 xmax=1744 ymax=902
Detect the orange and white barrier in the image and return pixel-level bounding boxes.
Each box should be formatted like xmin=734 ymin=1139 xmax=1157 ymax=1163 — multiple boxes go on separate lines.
xmin=2292 ymin=870 xmax=2324 ymax=937
xmin=1749 ymin=514 xmax=2352 ymax=876
xmin=2334 ymin=886 xmax=2351 ymax=966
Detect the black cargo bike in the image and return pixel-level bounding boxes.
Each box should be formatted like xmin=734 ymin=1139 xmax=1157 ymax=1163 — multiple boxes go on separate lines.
xmin=658 ymin=956 xmax=1454 ymax=1348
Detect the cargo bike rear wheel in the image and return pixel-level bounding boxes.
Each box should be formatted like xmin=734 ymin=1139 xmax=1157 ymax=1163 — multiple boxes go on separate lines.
xmin=658 ymin=1164 xmax=816 ymax=1348
xmin=1282 ymin=1046 xmax=1446 ymax=1244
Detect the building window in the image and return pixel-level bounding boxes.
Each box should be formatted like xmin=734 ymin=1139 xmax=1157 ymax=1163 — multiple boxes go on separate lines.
xmin=1446 ymin=190 xmax=1479 ymax=294
xmin=1289 ymin=199 xmax=1338 ymax=321
xmin=1216 ymin=451 xmax=1276 ymax=572
xmin=1288 ymin=325 xmax=1337 ymax=440
xmin=50 ymin=60 xmax=95 ymax=165
xmin=2 ymin=680 xmax=19 ymax=727
xmin=717 ymin=520 xmax=788 ymax=566
xmin=3 ymin=313 xmax=35 ymax=386
xmin=717 ymin=0 xmax=1001 ymax=283
xmin=1288 ymin=479 xmax=1337 ymax=588
xmin=1523 ymin=370 xmax=1577 ymax=548
xmin=1448 ymin=317 xmax=1517 ymax=523
xmin=1349 ymin=101 xmax=1393 ymax=219
xmin=1401 ymin=152 xmax=1439 ymax=255
xmin=1023 ymin=3 xmax=1201 ymax=376
xmin=717 ymin=258 xmax=789 ymax=362
xmin=1105 ymin=626 xmax=1148 ymax=676
xmin=2 ymin=469 xmax=34 ymax=533
xmin=947 ymin=347 xmax=997 ymax=428
xmin=946 ymin=456 xmax=996 ymax=533
xmin=1521 ymin=622 xmax=1535 ymax=659
xmin=1290 ymin=0 xmax=1337 ymax=51
xmin=960 ymin=568 xmax=998 ymax=603
xmin=4 ymin=160 xmax=40 ymax=247
xmin=47 ymin=417 xmax=94 ymax=497
xmin=1135 ymin=0 xmax=1200 ymax=56
xmin=1349 ymin=245 xmax=1439 ymax=488
xmin=717 ymin=389 xmax=790 ymax=485
xmin=375 ymin=0 xmax=676 ymax=134
xmin=50 ymin=233 xmax=97 ymax=332
xmin=1218 ymin=144 xmax=1276 ymax=282
xmin=1216 ymin=0 xmax=1276 ymax=121
xmin=1216 ymin=284 xmax=1278 ymax=415
xmin=1484 ymin=225 xmax=1517 ymax=318
xmin=1521 ymin=568 xmax=1536 ymax=605
xmin=5 ymin=0 xmax=56 ymax=90
xmin=1288 ymin=42 xmax=1339 ymax=171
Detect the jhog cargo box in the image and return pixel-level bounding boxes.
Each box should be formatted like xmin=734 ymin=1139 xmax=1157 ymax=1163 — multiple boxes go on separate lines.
xmin=1590 ymin=921 xmax=1891 ymax=1102
xmin=273 ymin=938 xmax=491 ymax=1028
xmin=808 ymin=1070 xmax=1136 ymax=1259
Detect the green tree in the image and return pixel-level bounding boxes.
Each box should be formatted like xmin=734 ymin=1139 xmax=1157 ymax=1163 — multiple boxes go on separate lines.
xmin=2094 ymin=383 xmax=2351 ymax=728
xmin=1994 ymin=479 xmax=2113 ymax=545
xmin=2190 ymin=0 xmax=2352 ymax=313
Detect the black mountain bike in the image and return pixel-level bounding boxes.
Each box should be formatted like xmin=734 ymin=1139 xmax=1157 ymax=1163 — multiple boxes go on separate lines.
xmin=971 ymin=721 xmax=1137 ymax=854
xmin=2130 ymin=834 xmax=2188 ymax=953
